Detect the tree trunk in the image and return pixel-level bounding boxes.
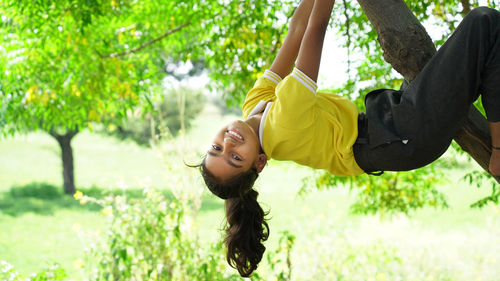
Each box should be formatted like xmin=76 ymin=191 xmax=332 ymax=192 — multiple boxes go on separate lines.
xmin=49 ymin=129 xmax=79 ymax=194
xmin=357 ymin=0 xmax=499 ymax=183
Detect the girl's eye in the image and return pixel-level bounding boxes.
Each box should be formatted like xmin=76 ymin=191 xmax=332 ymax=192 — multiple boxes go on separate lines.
xmin=232 ymin=154 xmax=242 ymax=161
xmin=212 ymin=144 xmax=221 ymax=151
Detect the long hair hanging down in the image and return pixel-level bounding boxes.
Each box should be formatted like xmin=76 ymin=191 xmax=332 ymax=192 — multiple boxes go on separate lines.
xmin=195 ymin=160 xmax=269 ymax=277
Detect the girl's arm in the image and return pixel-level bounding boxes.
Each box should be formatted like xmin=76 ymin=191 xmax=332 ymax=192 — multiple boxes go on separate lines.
xmin=295 ymin=0 xmax=335 ymax=81
xmin=269 ymin=0 xmax=315 ymax=78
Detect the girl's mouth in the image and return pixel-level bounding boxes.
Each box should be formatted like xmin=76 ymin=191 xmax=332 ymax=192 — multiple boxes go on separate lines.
xmin=227 ymin=129 xmax=244 ymax=141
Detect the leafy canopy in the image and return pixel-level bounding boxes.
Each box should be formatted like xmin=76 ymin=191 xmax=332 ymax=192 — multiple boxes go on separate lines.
xmin=0 ymin=0 xmax=292 ymax=134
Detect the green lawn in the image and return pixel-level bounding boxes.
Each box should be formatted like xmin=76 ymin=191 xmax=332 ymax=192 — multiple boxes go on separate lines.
xmin=1 ymin=103 xmax=499 ymax=280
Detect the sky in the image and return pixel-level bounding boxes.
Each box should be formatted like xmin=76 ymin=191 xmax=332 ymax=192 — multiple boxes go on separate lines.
xmin=317 ymin=29 xmax=350 ymax=89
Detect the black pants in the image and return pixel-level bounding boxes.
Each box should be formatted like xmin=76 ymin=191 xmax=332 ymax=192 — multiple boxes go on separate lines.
xmin=354 ymin=7 xmax=500 ymax=174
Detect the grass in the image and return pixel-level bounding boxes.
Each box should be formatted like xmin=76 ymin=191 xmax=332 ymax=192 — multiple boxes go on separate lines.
xmin=1 ymin=103 xmax=499 ymax=280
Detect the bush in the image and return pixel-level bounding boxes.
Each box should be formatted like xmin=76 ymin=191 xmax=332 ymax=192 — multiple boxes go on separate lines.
xmin=76 ymin=189 xmax=239 ymax=280
xmin=8 ymin=183 xmax=62 ymax=199
xmin=74 ymin=188 xmax=295 ymax=281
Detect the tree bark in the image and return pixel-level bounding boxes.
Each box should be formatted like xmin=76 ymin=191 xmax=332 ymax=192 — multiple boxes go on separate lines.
xmin=356 ymin=0 xmax=436 ymax=82
xmin=49 ymin=129 xmax=79 ymax=194
xmin=357 ymin=0 xmax=499 ymax=182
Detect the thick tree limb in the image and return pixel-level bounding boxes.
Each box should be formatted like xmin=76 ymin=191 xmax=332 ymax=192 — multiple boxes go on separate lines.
xmin=97 ymin=22 xmax=191 ymax=59
xmin=356 ymin=0 xmax=499 ymax=182
xmin=356 ymin=0 xmax=435 ymax=82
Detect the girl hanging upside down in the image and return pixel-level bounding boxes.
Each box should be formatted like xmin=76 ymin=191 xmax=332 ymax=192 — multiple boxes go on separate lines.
xmin=193 ymin=0 xmax=500 ymax=277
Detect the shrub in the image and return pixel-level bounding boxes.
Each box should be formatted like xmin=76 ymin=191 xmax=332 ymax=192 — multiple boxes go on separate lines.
xmin=9 ymin=183 xmax=61 ymax=199
xmin=74 ymin=187 xmax=296 ymax=281
xmin=77 ymin=189 xmax=241 ymax=280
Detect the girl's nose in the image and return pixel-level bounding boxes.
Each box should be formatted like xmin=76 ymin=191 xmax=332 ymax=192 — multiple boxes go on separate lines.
xmin=224 ymin=136 xmax=237 ymax=146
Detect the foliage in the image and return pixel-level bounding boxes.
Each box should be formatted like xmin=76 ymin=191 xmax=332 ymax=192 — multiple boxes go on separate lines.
xmin=0 ymin=261 xmax=67 ymax=281
xmin=0 ymin=0 xmax=291 ymax=135
xmin=301 ymin=162 xmax=449 ymax=216
xmin=74 ymin=188 xmax=294 ymax=280
xmin=266 ymin=231 xmax=295 ymax=281
xmin=75 ymin=188 xmax=238 ymax=280
xmin=103 ymin=87 xmax=205 ymax=146
xmin=8 ymin=182 xmax=62 ymax=199
xmin=462 ymin=170 xmax=500 ymax=208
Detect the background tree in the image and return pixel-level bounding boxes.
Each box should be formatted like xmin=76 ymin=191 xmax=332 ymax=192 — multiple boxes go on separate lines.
xmin=0 ymin=0 xmax=292 ymax=194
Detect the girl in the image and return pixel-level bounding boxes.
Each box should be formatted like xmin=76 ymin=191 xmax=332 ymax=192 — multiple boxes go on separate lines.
xmin=196 ymin=0 xmax=500 ymax=277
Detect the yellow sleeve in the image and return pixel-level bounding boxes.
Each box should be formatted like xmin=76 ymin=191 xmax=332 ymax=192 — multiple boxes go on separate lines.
xmin=242 ymin=69 xmax=282 ymax=119
xmin=273 ymin=68 xmax=318 ymax=128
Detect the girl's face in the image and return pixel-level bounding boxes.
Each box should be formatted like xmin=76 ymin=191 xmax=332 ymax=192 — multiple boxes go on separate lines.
xmin=205 ymin=119 xmax=265 ymax=181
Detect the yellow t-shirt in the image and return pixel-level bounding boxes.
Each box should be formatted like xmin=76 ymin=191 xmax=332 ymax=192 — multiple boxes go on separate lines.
xmin=242 ymin=68 xmax=364 ymax=176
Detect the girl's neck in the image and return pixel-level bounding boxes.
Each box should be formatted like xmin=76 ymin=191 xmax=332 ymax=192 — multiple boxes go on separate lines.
xmin=245 ymin=113 xmax=262 ymax=137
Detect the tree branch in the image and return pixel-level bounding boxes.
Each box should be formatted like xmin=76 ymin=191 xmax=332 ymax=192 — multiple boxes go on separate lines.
xmin=97 ymin=22 xmax=191 ymax=59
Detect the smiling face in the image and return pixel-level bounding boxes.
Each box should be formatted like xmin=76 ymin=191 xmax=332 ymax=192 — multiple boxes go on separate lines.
xmin=205 ymin=119 xmax=267 ymax=182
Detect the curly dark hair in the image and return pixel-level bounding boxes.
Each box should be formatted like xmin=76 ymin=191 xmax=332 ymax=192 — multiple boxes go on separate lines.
xmin=193 ymin=159 xmax=269 ymax=277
